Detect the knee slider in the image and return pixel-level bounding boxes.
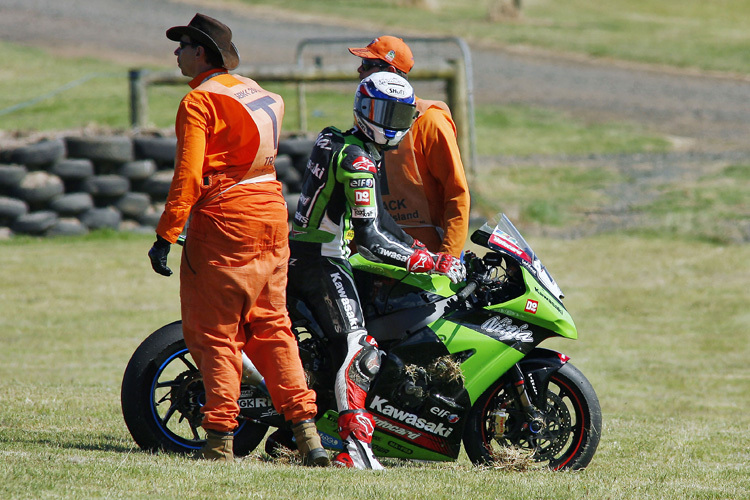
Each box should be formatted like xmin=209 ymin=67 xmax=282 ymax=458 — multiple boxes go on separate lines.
xmin=343 ymin=332 xmax=381 ymax=394
xmin=355 ymin=336 xmax=381 ymax=381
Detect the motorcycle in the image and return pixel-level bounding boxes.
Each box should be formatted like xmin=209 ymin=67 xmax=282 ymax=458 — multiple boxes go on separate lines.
xmin=121 ymin=214 xmax=601 ymax=470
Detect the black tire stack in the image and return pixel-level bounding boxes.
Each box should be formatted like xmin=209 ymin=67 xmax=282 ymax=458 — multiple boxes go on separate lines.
xmin=0 ymin=134 xmax=315 ymax=238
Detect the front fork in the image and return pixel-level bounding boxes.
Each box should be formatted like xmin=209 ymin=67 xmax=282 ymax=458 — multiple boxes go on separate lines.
xmin=510 ymin=364 xmax=547 ymax=434
xmin=490 ymin=363 xmax=552 ymax=441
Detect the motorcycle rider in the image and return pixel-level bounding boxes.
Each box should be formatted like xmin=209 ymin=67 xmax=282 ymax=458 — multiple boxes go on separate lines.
xmin=285 ymin=72 xmax=466 ymax=469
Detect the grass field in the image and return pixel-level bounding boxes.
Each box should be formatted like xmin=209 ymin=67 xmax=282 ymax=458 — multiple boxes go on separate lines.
xmin=1 ymin=232 xmax=748 ymax=499
xmin=235 ymin=0 xmax=750 ymax=75
xmin=1 ymin=1 xmax=749 ymax=497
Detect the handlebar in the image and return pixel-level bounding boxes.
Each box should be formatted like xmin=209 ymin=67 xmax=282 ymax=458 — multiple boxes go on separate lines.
xmin=455 ymin=280 xmax=477 ymax=301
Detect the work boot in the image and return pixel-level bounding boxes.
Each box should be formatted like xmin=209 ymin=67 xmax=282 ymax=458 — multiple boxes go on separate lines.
xmin=196 ymin=428 xmax=234 ymax=462
xmin=291 ymin=419 xmax=330 ymax=467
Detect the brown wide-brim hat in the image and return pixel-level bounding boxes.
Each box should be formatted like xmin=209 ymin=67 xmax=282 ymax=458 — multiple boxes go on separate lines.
xmin=166 ymin=13 xmax=240 ymax=70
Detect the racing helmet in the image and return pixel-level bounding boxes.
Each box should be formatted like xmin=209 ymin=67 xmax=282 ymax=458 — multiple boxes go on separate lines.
xmin=353 ymin=72 xmax=417 ymax=149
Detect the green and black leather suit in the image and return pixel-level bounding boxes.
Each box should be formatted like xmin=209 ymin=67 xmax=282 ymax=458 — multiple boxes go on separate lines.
xmin=288 ymin=126 xmax=417 ymax=416
xmin=290 ymin=126 xmax=416 ymax=263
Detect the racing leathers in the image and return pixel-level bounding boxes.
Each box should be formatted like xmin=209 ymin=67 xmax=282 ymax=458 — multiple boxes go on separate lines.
xmin=288 ymin=126 xmax=464 ymax=468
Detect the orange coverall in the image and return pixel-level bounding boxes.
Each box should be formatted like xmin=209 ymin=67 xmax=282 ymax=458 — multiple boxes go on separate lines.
xmin=381 ymin=98 xmax=471 ymax=258
xmin=156 ymin=69 xmax=317 ymax=433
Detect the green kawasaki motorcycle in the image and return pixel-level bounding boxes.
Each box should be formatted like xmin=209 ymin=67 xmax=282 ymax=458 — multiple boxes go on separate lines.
xmin=121 ymin=214 xmax=602 ymax=470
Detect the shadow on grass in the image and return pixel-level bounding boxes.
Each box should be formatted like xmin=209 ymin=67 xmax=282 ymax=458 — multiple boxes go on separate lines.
xmin=2 ymin=433 xmax=141 ymax=454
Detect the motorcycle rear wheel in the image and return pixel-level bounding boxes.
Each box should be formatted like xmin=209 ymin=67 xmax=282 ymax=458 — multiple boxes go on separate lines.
xmin=120 ymin=320 xmax=268 ymax=456
xmin=463 ymin=361 xmax=601 ymax=470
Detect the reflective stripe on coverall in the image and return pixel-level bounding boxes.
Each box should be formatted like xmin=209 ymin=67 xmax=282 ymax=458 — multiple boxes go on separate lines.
xmin=381 ymin=98 xmax=471 ymax=258
xmin=156 ymin=69 xmax=317 ymax=433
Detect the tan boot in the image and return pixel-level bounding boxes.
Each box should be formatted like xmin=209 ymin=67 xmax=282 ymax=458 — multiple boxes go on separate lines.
xmin=291 ymin=419 xmax=330 ymax=467
xmin=196 ymin=429 xmax=234 ymax=462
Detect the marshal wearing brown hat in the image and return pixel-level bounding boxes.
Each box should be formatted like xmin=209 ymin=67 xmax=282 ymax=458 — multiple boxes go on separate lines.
xmin=150 ymin=12 xmax=329 ymax=467
xmin=166 ymin=13 xmax=240 ymax=70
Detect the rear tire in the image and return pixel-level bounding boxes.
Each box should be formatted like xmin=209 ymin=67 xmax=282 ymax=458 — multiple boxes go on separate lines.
xmin=463 ymin=361 xmax=601 ymax=470
xmin=120 ymin=321 xmax=268 ymax=455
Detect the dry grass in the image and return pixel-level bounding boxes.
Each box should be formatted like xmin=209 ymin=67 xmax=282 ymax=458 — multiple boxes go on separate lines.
xmin=484 ymin=446 xmax=537 ymax=472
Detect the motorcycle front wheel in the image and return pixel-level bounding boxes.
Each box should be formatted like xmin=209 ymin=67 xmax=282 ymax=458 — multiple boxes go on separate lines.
xmin=120 ymin=320 xmax=269 ymax=456
xmin=463 ymin=361 xmax=601 ymax=470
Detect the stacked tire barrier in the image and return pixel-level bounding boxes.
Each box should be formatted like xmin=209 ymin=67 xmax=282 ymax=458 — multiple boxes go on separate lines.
xmin=0 ymin=134 xmax=315 ymax=238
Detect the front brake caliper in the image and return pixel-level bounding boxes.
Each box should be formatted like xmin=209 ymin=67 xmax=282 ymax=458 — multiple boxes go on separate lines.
xmin=489 ymin=408 xmax=509 ymax=440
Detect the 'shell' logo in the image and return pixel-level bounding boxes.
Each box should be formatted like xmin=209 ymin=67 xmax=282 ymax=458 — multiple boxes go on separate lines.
xmin=354 ymin=189 xmax=371 ymax=205
xmin=351 ymin=156 xmax=376 ymax=173
xmin=525 ymin=299 xmax=539 ymax=314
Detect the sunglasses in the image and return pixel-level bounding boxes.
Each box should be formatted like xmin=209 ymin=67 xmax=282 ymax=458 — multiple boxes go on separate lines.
xmin=360 ymin=59 xmax=391 ymax=72
xmin=178 ymin=40 xmax=200 ymax=49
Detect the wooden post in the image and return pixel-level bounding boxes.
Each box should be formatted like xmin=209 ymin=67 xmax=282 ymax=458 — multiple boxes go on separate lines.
xmin=445 ymin=59 xmax=470 ymax=167
xmin=297 ymin=82 xmax=308 ymax=132
xmin=129 ymin=69 xmax=148 ymax=130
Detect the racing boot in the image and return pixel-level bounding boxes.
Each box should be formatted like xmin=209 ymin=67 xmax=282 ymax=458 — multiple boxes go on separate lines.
xmin=196 ymin=428 xmax=234 ymax=462
xmin=291 ymin=419 xmax=330 ymax=467
xmin=333 ymin=410 xmax=383 ymax=470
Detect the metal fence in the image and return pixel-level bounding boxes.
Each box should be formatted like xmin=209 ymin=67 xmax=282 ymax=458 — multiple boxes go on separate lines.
xmin=128 ymin=36 xmax=475 ymax=174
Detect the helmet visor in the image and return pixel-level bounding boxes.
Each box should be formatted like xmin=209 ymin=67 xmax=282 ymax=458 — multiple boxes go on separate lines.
xmin=357 ymin=97 xmax=416 ymax=130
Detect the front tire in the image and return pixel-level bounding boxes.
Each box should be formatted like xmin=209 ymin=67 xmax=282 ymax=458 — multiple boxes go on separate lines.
xmin=120 ymin=320 xmax=268 ymax=455
xmin=463 ymin=361 xmax=601 ymax=470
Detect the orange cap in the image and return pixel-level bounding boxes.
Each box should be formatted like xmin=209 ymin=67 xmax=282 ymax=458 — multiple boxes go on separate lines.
xmin=348 ymin=36 xmax=414 ymax=74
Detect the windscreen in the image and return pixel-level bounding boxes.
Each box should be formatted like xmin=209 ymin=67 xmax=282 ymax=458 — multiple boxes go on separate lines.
xmin=479 ymin=214 xmax=565 ymax=299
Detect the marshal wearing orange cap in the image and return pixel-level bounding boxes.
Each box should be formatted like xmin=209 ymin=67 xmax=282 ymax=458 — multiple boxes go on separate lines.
xmin=348 ymin=36 xmax=470 ymax=258
xmin=348 ymin=35 xmax=415 ymax=74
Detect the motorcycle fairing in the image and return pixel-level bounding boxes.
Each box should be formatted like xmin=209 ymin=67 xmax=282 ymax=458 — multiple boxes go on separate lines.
xmin=430 ymin=317 xmax=527 ymax=404
xmin=315 ymin=407 xmax=462 ymax=461
xmin=430 ymin=278 xmax=575 ymax=404
xmin=448 ymin=309 xmax=556 ymax=354
xmin=315 ymin=410 xmax=346 ymax=451
xmin=488 ymin=267 xmax=576 ymax=339
xmin=444 ymin=261 xmax=577 ymax=348
xmin=362 ymin=328 xmax=471 ymax=460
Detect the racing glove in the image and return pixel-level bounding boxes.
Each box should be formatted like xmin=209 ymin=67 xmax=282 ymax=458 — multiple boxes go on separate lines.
xmin=410 ymin=238 xmax=427 ymax=251
xmin=406 ymin=249 xmax=466 ymax=284
xmin=148 ymin=234 xmax=172 ymax=277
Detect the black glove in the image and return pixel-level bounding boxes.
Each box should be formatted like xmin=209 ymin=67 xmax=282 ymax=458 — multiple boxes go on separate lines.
xmin=148 ymin=234 xmax=173 ymax=277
